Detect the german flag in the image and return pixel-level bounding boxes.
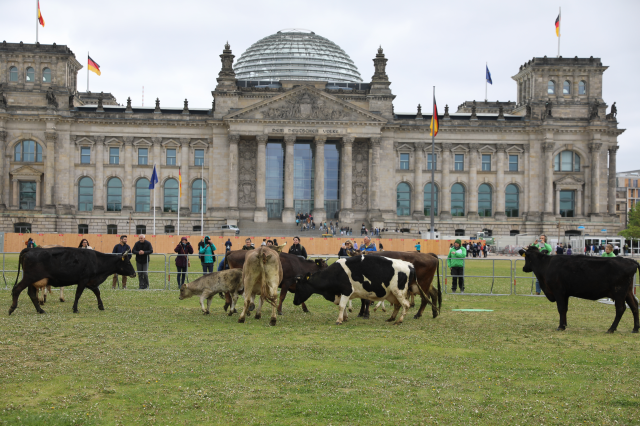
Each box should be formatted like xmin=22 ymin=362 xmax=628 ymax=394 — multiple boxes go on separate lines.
xmin=88 ymin=56 xmax=101 ymax=76
xmin=37 ymin=1 xmax=45 ymax=27
xmin=555 ymin=14 xmax=560 ymax=37
xmin=430 ymin=97 xmax=439 ymax=137
xmin=178 ymin=168 xmax=182 ymax=197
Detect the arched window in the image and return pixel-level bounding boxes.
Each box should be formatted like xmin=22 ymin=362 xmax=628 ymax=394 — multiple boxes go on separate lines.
xmin=424 ymin=183 xmax=438 ymax=216
xmin=136 ymin=178 xmax=150 ymax=212
xmin=78 ymin=177 xmax=93 ymax=212
xmin=192 ymin=179 xmax=207 ymax=213
xmin=478 ymin=184 xmax=492 ymax=217
xmin=547 ymin=80 xmax=555 ymax=95
xmin=396 ymin=182 xmax=411 ymax=216
xmin=451 ymin=183 xmax=465 ymax=217
xmin=26 ymin=67 xmax=35 ymax=82
xmin=9 ymin=66 xmax=18 ymax=82
xmin=14 ymin=140 xmax=43 ymax=162
xmin=563 ymin=80 xmax=571 ymax=95
xmin=554 ymin=151 xmax=580 ymax=172
xmin=163 ymin=179 xmax=179 ymax=212
xmin=107 ymin=178 xmax=122 ymax=212
xmin=42 ymin=67 xmax=51 ymax=83
xmin=505 ymin=184 xmax=520 ymax=217
xmin=579 ymin=80 xmax=586 ymax=95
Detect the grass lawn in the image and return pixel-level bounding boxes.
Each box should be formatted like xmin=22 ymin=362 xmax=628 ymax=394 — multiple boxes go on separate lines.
xmin=1 ymin=278 xmax=639 ymax=425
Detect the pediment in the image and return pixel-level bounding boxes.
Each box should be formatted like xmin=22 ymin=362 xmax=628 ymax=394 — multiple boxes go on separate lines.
xmin=506 ymin=145 xmax=524 ymax=153
xmin=224 ymin=85 xmax=387 ymax=123
xmin=190 ymin=139 xmax=210 ymax=148
xmin=75 ymin=137 xmax=94 ymax=146
xmin=479 ymin=145 xmax=496 ymax=153
xmin=162 ymin=139 xmax=180 ymax=148
xmin=11 ymin=165 xmax=43 ymax=178
xmin=134 ymin=138 xmax=152 ymax=147
xmin=394 ymin=143 xmax=414 ymax=152
xmin=452 ymin=144 xmax=469 ymax=152
xmin=554 ymin=175 xmax=584 ymax=186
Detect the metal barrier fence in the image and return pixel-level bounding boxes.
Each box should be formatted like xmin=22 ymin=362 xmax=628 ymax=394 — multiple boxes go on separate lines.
xmin=443 ymin=258 xmax=513 ymax=296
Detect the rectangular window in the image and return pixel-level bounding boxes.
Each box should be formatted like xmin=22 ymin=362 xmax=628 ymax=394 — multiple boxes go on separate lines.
xmin=81 ymin=147 xmax=91 ymax=164
xmin=136 ymin=225 xmax=146 ymax=235
xmin=166 ymin=149 xmax=176 ymax=166
xmin=109 ymin=147 xmax=119 ymax=164
xmin=107 ymin=224 xmax=117 ymax=234
xmin=481 ymin=154 xmax=491 ymax=171
xmin=138 ymin=148 xmax=148 ymax=165
xmin=165 ymin=225 xmax=175 ymax=234
xmin=195 ymin=149 xmax=204 ymax=166
xmin=78 ymin=224 xmax=89 ymax=234
xmin=400 ymin=153 xmax=409 ymax=170
xmin=19 ymin=181 xmax=37 ymax=210
xmin=427 ymin=154 xmax=437 ymax=171
xmin=561 ymin=151 xmax=572 ymax=171
xmin=560 ymin=190 xmax=575 ymax=218
xmin=509 ymin=155 xmax=518 ymax=172
xmin=454 ymin=154 xmax=464 ymax=171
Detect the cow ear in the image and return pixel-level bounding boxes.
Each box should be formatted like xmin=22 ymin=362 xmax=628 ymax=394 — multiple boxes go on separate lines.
xmin=305 ymin=273 xmax=311 ymax=281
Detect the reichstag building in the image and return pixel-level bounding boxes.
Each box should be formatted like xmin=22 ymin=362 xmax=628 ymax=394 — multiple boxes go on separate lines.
xmin=0 ymin=30 xmax=624 ymax=236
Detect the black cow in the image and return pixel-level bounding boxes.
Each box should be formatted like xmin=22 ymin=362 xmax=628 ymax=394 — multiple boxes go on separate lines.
xmin=9 ymin=247 xmax=137 ymax=315
xmin=294 ymin=255 xmax=424 ymax=325
xmin=519 ymin=246 xmax=639 ymax=333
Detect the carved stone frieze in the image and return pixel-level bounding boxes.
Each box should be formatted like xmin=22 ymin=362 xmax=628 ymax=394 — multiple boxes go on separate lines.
xmin=352 ymin=141 xmax=369 ymax=208
xmin=284 ymin=135 xmax=296 ymax=145
xmin=94 ymin=136 xmax=105 ymax=144
xmin=256 ymin=134 xmax=268 ymax=144
xmin=369 ymin=137 xmax=381 ymax=149
xmin=238 ymin=139 xmax=257 ymax=207
xmin=342 ymin=136 xmax=354 ymax=147
xmin=522 ymin=143 xmax=530 ymax=153
xmin=468 ymin=143 xmax=479 ymax=152
xmin=441 ymin=143 xmax=453 ymax=151
xmin=262 ymin=91 xmax=348 ymax=121
xmin=45 ymin=132 xmax=58 ymax=143
xmin=180 ymin=138 xmax=190 ymax=146
xmin=414 ymin=142 xmax=426 ymax=151
xmin=228 ymin=134 xmax=240 ymax=144
xmin=151 ymin=137 xmax=162 ymax=146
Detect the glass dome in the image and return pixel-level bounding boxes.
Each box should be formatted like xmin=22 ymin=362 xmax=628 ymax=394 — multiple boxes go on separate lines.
xmin=234 ymin=29 xmax=363 ymax=83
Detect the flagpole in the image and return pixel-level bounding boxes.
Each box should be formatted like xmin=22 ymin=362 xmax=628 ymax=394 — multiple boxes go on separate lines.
xmin=153 ymin=163 xmax=156 ymax=236
xmin=87 ymin=52 xmax=90 ymax=92
xmin=177 ymin=166 xmax=181 ymax=236
xmin=200 ymin=162 xmax=204 ymax=237
xmin=485 ymin=62 xmax=487 ymax=102
xmin=557 ymin=7 xmax=561 ymax=58
xmin=430 ymin=86 xmax=435 ymax=241
xmin=35 ymin=0 xmax=38 ymax=43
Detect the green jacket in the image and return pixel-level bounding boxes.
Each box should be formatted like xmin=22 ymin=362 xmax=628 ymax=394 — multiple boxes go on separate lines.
xmin=447 ymin=246 xmax=467 ymax=268
xmin=534 ymin=242 xmax=553 ymax=255
xmin=601 ymin=252 xmax=616 ymax=257
xmin=198 ymin=238 xmax=217 ymax=264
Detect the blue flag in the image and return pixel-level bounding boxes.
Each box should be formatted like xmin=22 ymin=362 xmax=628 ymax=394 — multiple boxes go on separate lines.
xmin=149 ymin=165 xmax=159 ymax=189
xmin=486 ymin=65 xmax=493 ymax=85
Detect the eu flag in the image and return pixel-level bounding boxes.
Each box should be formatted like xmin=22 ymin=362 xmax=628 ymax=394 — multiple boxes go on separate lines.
xmin=149 ymin=165 xmax=159 ymax=189
xmin=486 ymin=65 xmax=493 ymax=85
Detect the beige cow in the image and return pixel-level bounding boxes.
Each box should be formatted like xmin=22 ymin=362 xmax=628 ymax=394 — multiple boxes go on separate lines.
xmin=238 ymin=246 xmax=283 ymax=326
xmin=179 ymin=269 xmax=243 ymax=315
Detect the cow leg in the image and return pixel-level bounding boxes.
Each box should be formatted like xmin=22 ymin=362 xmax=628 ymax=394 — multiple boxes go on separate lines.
xmin=336 ymin=295 xmax=350 ymax=325
xmin=269 ymin=290 xmax=278 ymax=326
xmin=72 ymin=285 xmax=87 ymax=313
xmin=255 ymin=295 xmax=264 ymax=320
xmin=625 ymin=290 xmax=639 ymax=333
xmin=556 ymin=297 xmax=568 ymax=331
xmin=206 ymin=295 xmax=213 ymax=314
xmin=238 ymin=290 xmax=251 ymax=323
xmin=87 ymin=286 xmax=105 ymax=311
xmin=27 ymin=285 xmax=45 ymax=314
xmin=358 ymin=300 xmax=367 ymax=317
xmin=409 ymin=293 xmax=415 ymax=308
xmin=59 ymin=287 xmax=65 ymax=302
xmin=301 ymin=301 xmax=309 ymax=313
xmin=430 ymin=286 xmax=439 ymax=319
xmin=223 ymin=292 xmax=231 ymax=312
xmin=199 ymin=294 xmax=208 ymax=314
xmin=607 ymin=294 xmax=627 ymax=334
xmin=228 ymin=292 xmax=239 ymax=316
xmin=277 ymin=287 xmax=287 ymax=316
xmin=393 ymin=292 xmax=412 ymax=325
xmin=9 ymin=279 xmax=31 ymax=315
xmin=347 ymin=300 xmax=353 ymax=313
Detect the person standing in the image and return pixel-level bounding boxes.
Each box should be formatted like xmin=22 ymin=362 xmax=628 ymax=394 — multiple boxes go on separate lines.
xmin=111 ymin=235 xmax=131 ymax=289
xmin=132 ymin=235 xmax=153 ymax=289
xmin=174 ymin=237 xmax=193 ymax=289
xmin=360 ymin=236 xmax=377 ymax=252
xmin=288 ymin=236 xmax=308 ymax=259
xmin=415 ymin=241 xmax=421 ymax=253
xmin=26 ymin=238 xmax=37 ymax=249
xmin=199 ymin=236 xmax=216 ymax=274
xmin=78 ymin=239 xmax=93 ymax=249
xmin=602 ymin=244 xmax=616 ymax=257
xmin=556 ymin=243 xmax=564 ymax=255
xmin=532 ymin=235 xmax=552 ymax=295
xmin=242 ymin=238 xmax=254 ymax=250
xmin=448 ymin=239 xmax=466 ymax=293
xmin=224 ymin=238 xmax=232 ymax=252
xmin=566 ymin=244 xmax=572 ymax=256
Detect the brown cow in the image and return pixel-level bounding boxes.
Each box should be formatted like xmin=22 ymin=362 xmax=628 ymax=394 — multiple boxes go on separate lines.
xmin=225 ymin=250 xmax=328 ymax=315
xmin=238 ymin=246 xmax=283 ymax=326
xmin=367 ymin=251 xmax=441 ymax=319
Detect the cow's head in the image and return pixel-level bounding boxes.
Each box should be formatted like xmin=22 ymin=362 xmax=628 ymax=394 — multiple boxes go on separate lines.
xmin=293 ymin=272 xmax=315 ymax=306
xmin=314 ymin=258 xmax=329 ymax=269
xmin=179 ymin=283 xmax=193 ymax=300
xmin=117 ymin=250 xmax=137 ymax=278
xmin=518 ymin=245 xmax=542 ymax=273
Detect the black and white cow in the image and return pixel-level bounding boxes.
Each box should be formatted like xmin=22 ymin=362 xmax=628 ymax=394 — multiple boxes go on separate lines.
xmin=293 ymin=255 xmax=420 ymax=325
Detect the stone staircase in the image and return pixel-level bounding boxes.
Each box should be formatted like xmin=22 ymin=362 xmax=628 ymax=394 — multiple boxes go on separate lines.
xmin=237 ymin=219 xmax=373 ymax=238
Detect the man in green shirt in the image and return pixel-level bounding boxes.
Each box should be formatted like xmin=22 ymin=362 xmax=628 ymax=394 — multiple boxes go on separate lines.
xmin=447 ymin=239 xmax=467 ymax=293
xmin=602 ymin=244 xmax=616 ymax=257
xmin=532 ymin=234 xmax=553 ymax=295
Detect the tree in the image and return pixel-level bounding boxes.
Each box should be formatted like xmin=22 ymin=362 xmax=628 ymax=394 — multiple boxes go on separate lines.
xmin=618 ymin=203 xmax=640 ymax=239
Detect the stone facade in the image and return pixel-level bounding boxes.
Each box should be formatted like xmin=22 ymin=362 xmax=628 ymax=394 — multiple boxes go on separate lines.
xmin=0 ymin=41 xmax=624 ymax=236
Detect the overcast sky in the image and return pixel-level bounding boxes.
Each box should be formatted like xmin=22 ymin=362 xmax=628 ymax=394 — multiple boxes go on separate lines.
xmin=3 ymin=0 xmax=639 ymax=170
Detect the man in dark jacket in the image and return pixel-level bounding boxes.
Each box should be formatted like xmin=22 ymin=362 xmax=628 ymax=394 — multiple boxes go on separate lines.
xmin=111 ymin=235 xmax=131 ymax=289
xmin=288 ymin=236 xmax=308 ymax=259
xmin=174 ymin=237 xmax=193 ymax=289
xmin=224 ymin=239 xmax=232 ymax=252
xmin=242 ymin=238 xmax=254 ymax=250
xmin=132 ymin=234 xmax=153 ymax=289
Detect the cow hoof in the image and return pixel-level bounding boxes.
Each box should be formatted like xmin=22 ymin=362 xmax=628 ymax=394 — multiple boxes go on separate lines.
xmin=255 ymin=313 xmax=262 ymax=320
xmin=8 ymin=307 xmax=15 ymax=315
xmin=278 ymin=310 xmax=283 ymax=316
xmin=249 ymin=303 xmax=255 ymax=311
xmin=606 ymin=329 xmax=615 ymax=334
xmin=394 ymin=321 xmax=403 ymax=326
xmin=335 ymin=321 xmax=342 ymax=325
xmin=302 ymin=307 xmax=310 ymax=313
xmin=632 ymin=329 xmax=639 ymax=333
xmin=386 ymin=318 xmax=394 ymax=322
xmin=363 ymin=314 xmax=370 ymax=319
xmin=556 ymin=327 xmax=565 ymax=331
xmin=73 ymin=309 xmax=79 ymax=314
xmin=98 ymin=305 xmax=105 ymax=311
xmin=238 ymin=317 xmax=245 ymax=323
xmin=413 ymin=314 xmax=422 ymax=319
xmin=59 ymin=298 xmax=65 ymax=303
xmin=269 ymin=318 xmax=277 ymax=326
xmin=232 ymin=308 xmax=237 ymax=314
xmin=38 ymin=309 xmax=46 ymax=314
xmin=223 ymin=303 xmax=230 ymax=312
xmin=348 ymin=308 xmax=353 ymax=313
xmin=357 ymin=313 xmax=364 ymax=318
xmin=410 ymin=302 xmax=415 ymax=308
xmin=228 ymin=311 xmax=234 ymax=317
xmin=203 ymin=311 xmax=210 ymax=315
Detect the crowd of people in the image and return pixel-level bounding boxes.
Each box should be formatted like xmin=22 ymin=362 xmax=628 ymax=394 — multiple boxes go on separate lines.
xmin=448 ymin=240 xmax=489 ymax=258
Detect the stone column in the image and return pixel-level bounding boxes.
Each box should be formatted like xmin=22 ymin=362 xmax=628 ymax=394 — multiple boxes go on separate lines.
xmin=467 ymin=144 xmax=479 ymax=218
xmin=589 ymin=142 xmax=602 ymax=216
xmin=12 ymin=179 xmax=18 ymax=208
xmin=254 ymin=135 xmax=268 ymax=223
xmin=608 ymin=146 xmax=618 ymax=216
xmin=180 ymin=138 xmax=190 ymax=214
xmin=556 ymin=188 xmax=561 ymax=215
xmin=282 ymin=135 xmax=296 ymax=223
xmin=494 ymin=143 xmax=507 ymax=219
xmin=93 ymin=136 xmax=105 ymax=213
xmin=440 ymin=143 xmax=452 ymax=219
xmin=523 ymin=143 xmax=530 ymax=217
xmin=55 ymin=132 xmax=69 ymax=211
xmin=542 ymin=141 xmax=555 ymax=218
xmin=228 ymin=134 xmax=239 ymax=213
xmin=339 ymin=136 xmax=354 ymax=221
xmin=576 ymin=188 xmax=583 ymax=216
xmin=123 ymin=137 xmax=135 ymax=211
xmin=412 ymin=142 xmax=425 ymax=220
xmin=313 ymin=136 xmax=326 ymax=223
xmin=369 ymin=137 xmax=382 ymax=219
xmin=0 ymin=130 xmax=5 ymax=210
xmin=35 ymin=179 xmax=41 ymax=208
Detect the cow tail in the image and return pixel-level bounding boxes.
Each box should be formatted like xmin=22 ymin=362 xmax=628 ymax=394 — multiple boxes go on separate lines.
xmin=413 ymin=266 xmax=429 ymax=302
xmin=14 ymin=249 xmax=25 ymax=289
xmin=260 ymin=253 xmax=277 ymax=307
xmin=436 ymin=258 xmax=442 ymax=314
